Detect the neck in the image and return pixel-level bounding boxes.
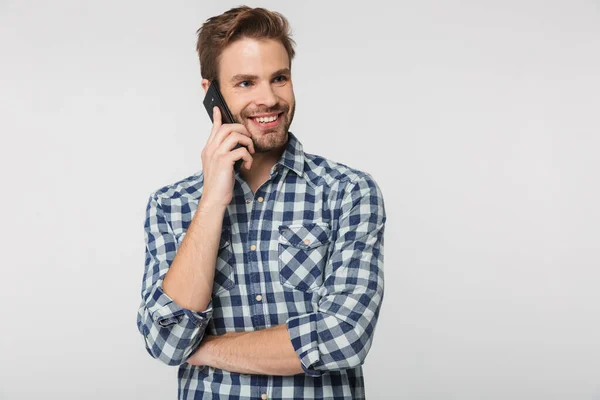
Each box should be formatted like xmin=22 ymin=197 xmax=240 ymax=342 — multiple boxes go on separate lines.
xmin=239 ymin=146 xmax=285 ymax=192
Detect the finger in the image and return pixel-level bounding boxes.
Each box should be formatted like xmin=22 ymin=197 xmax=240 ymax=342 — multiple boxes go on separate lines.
xmin=212 ymin=123 xmax=251 ymax=148
xmin=229 ymin=147 xmax=253 ymax=170
xmin=219 ymin=132 xmax=255 ymax=155
xmin=207 ymin=107 xmax=222 ymax=145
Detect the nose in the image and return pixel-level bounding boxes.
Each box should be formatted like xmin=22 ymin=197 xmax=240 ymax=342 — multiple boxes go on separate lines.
xmin=255 ymin=81 xmax=278 ymax=108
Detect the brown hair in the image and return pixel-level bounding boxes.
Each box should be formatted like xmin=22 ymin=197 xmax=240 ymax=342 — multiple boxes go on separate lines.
xmin=196 ymin=6 xmax=296 ymax=82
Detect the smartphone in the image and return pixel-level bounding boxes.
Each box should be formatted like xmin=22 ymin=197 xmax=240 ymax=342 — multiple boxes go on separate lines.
xmin=203 ymin=80 xmax=244 ymax=172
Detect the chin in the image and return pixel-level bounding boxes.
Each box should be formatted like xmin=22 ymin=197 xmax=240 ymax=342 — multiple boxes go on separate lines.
xmin=251 ymin=128 xmax=288 ymax=153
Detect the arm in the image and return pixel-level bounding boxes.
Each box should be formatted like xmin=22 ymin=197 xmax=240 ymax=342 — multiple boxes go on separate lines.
xmin=286 ymin=174 xmax=386 ymax=376
xmin=188 ymin=324 xmax=304 ymax=375
xmin=162 ymin=198 xmax=226 ymax=313
xmin=187 ymin=174 xmax=386 ymax=376
xmin=136 ymin=194 xmax=224 ymax=366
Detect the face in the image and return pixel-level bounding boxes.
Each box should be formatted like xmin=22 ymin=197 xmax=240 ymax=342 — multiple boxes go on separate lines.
xmin=207 ymin=37 xmax=296 ymax=153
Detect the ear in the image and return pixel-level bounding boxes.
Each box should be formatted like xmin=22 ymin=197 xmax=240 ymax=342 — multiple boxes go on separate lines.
xmin=201 ymin=79 xmax=210 ymax=94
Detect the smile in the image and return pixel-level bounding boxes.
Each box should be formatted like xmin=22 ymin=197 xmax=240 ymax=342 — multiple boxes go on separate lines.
xmin=248 ymin=112 xmax=283 ymax=128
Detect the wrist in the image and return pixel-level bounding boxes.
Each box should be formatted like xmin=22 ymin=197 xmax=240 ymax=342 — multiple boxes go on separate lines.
xmin=197 ymin=197 xmax=228 ymax=214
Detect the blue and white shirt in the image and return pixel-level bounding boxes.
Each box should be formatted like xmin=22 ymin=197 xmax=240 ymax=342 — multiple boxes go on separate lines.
xmin=137 ymin=132 xmax=386 ymax=400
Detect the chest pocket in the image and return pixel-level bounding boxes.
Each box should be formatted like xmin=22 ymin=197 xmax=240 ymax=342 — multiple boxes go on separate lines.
xmin=176 ymin=228 xmax=236 ymax=296
xmin=278 ymin=223 xmax=331 ymax=292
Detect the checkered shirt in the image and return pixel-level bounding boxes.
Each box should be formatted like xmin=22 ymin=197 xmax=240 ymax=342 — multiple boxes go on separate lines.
xmin=136 ymin=132 xmax=386 ymax=399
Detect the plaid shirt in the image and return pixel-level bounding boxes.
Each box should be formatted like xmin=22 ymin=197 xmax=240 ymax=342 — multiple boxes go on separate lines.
xmin=137 ymin=132 xmax=386 ymax=399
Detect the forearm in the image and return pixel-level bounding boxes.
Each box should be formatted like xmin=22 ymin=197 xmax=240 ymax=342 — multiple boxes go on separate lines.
xmin=189 ymin=323 xmax=303 ymax=376
xmin=162 ymin=199 xmax=225 ymax=312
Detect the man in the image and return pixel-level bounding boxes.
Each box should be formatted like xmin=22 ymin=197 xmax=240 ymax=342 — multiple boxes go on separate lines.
xmin=137 ymin=6 xmax=386 ymax=399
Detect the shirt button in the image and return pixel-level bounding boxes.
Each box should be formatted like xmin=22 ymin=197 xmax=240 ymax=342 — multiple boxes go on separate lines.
xmin=304 ymin=239 xmax=311 ymax=245
xmin=261 ymin=395 xmax=268 ymax=400
xmin=255 ymin=295 xmax=263 ymax=302
xmin=246 ymin=199 xmax=251 ymax=204
xmin=250 ymin=244 xmax=257 ymax=251
xmin=257 ymin=196 xmax=264 ymax=203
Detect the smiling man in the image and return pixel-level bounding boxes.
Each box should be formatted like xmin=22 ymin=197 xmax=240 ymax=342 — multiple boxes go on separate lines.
xmin=136 ymin=6 xmax=387 ymax=400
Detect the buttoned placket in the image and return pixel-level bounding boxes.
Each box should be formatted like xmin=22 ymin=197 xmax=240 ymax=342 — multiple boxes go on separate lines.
xmin=235 ymin=165 xmax=284 ymax=398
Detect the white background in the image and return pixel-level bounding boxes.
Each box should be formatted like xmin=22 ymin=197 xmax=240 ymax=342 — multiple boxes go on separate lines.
xmin=1 ymin=0 xmax=599 ymax=399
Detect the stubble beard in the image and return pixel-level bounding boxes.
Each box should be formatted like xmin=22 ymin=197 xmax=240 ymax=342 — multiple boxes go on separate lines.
xmin=237 ymin=102 xmax=296 ymax=153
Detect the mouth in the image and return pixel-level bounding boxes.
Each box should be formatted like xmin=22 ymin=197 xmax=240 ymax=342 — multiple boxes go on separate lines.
xmin=248 ymin=112 xmax=284 ymax=130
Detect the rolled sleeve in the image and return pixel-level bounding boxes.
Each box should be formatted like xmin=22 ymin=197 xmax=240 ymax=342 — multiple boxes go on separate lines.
xmin=287 ymin=313 xmax=322 ymax=376
xmin=286 ymin=174 xmax=386 ymax=375
xmin=136 ymin=194 xmax=212 ymax=366
xmin=147 ymin=284 xmax=212 ymax=327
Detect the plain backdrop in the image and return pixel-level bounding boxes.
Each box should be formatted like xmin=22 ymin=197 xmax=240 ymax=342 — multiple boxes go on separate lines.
xmin=1 ymin=0 xmax=599 ymax=399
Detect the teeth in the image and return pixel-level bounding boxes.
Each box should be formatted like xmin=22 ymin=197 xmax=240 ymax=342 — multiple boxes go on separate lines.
xmin=255 ymin=115 xmax=278 ymax=123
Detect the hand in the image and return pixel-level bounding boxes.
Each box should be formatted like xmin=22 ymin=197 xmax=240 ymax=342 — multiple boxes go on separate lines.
xmin=200 ymin=107 xmax=255 ymax=209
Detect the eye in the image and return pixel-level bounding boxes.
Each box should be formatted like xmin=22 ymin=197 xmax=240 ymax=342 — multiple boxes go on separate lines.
xmin=238 ymin=80 xmax=253 ymax=88
xmin=273 ymin=75 xmax=288 ymax=84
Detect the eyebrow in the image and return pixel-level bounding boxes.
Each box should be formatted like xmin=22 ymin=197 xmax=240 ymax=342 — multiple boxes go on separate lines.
xmin=229 ymin=68 xmax=291 ymax=84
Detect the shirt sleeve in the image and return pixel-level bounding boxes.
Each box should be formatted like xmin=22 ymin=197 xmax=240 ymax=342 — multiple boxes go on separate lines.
xmin=136 ymin=194 xmax=213 ymax=366
xmin=286 ymin=174 xmax=386 ymax=376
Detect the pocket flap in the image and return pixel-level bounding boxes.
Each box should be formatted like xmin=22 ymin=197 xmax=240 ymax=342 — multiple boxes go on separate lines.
xmin=278 ymin=223 xmax=331 ymax=249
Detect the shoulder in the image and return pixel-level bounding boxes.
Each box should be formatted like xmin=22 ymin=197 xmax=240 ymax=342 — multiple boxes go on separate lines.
xmin=148 ymin=171 xmax=204 ymax=203
xmin=302 ymin=153 xmax=386 ymax=231
xmin=302 ymin=152 xmax=383 ymax=195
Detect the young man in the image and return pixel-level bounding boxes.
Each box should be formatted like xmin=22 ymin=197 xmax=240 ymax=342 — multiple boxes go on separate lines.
xmin=137 ymin=6 xmax=386 ymax=399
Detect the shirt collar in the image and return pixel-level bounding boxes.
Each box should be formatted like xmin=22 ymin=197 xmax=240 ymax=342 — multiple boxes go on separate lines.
xmin=231 ymin=131 xmax=305 ymax=181
xmin=276 ymin=131 xmax=305 ymax=177
xmin=195 ymin=132 xmax=306 ymax=201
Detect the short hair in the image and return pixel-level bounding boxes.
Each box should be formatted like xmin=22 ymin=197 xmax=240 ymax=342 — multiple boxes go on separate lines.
xmin=196 ymin=6 xmax=296 ymax=82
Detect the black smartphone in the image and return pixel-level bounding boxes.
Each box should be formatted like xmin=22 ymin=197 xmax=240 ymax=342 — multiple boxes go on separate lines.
xmin=203 ymin=80 xmax=244 ymax=172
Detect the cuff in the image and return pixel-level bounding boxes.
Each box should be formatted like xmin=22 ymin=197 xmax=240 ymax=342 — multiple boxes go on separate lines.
xmin=286 ymin=313 xmax=323 ymax=377
xmin=147 ymin=283 xmax=213 ymax=328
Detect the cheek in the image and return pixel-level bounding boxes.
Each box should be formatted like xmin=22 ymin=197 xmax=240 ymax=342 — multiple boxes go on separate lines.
xmin=277 ymin=86 xmax=294 ymax=103
xmin=234 ymin=101 xmax=253 ymax=118
xmin=229 ymin=93 xmax=254 ymax=112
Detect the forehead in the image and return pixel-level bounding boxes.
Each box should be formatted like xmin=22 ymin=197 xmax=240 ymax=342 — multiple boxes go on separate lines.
xmin=218 ymin=37 xmax=290 ymax=79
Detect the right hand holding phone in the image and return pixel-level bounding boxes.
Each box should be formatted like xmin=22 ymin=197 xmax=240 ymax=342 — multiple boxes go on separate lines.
xmin=200 ymin=107 xmax=255 ymax=209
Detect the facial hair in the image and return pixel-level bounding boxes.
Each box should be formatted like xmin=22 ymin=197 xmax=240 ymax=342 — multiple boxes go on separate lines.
xmin=235 ymin=101 xmax=296 ymax=153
